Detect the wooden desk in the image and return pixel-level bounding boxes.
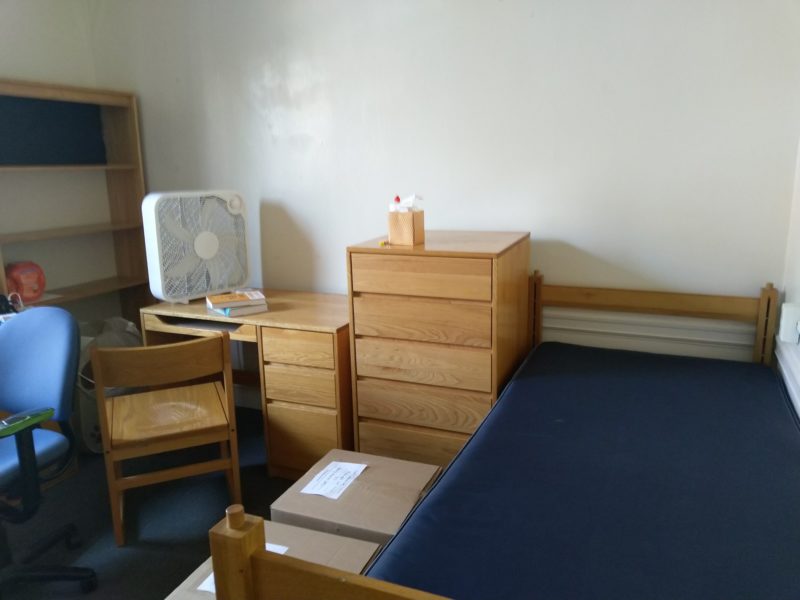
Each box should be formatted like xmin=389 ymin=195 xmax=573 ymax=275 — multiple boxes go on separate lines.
xmin=140 ymin=290 xmax=352 ymax=479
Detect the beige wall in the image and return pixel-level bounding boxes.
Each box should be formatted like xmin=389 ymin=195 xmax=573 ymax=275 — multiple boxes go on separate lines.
xmin=4 ymin=0 xmax=800 ymax=298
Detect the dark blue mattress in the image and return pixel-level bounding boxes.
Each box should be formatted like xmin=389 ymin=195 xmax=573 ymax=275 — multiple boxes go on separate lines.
xmin=367 ymin=342 xmax=800 ymax=599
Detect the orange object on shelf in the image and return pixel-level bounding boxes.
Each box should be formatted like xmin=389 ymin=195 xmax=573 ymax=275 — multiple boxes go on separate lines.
xmin=5 ymin=261 xmax=46 ymax=302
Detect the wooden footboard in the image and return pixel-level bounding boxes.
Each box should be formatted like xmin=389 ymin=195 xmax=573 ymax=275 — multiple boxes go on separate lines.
xmin=209 ymin=505 xmax=446 ymax=600
xmin=531 ymin=273 xmax=778 ymax=364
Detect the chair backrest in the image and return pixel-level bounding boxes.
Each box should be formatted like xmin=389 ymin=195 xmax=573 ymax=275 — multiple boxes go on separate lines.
xmin=91 ymin=333 xmax=230 ymax=388
xmin=0 ymin=308 xmax=79 ymax=423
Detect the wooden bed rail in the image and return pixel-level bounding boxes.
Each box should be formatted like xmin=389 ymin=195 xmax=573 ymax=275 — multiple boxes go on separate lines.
xmin=531 ymin=273 xmax=779 ymax=365
xmin=209 ymin=505 xmax=447 ymax=600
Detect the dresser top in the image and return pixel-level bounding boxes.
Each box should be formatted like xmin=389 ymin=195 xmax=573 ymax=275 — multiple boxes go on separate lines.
xmin=348 ymin=230 xmax=530 ymax=258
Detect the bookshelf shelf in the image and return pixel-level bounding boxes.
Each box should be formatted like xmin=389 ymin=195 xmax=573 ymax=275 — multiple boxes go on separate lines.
xmin=0 ymin=78 xmax=152 ymax=321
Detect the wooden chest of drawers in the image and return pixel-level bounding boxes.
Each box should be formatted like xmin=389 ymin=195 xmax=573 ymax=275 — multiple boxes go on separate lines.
xmin=347 ymin=231 xmax=530 ymax=466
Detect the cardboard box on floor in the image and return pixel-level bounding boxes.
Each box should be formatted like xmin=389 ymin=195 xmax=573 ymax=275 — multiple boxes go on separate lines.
xmin=270 ymin=449 xmax=441 ymax=545
xmin=165 ymin=520 xmax=380 ymax=600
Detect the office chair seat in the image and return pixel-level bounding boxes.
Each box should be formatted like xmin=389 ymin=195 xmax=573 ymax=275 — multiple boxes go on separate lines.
xmin=0 ymin=307 xmax=97 ymax=595
xmin=0 ymin=429 xmax=69 ymax=488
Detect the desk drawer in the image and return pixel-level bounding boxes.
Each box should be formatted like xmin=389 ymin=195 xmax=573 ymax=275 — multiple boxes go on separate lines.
xmin=359 ymin=420 xmax=467 ymax=467
xmin=350 ymin=254 xmax=492 ymax=301
xmin=261 ymin=328 xmax=334 ymax=369
xmin=357 ymin=378 xmax=490 ymax=434
xmin=141 ymin=313 xmax=258 ymax=342
xmin=355 ymin=338 xmax=491 ymax=393
xmin=264 ymin=363 xmax=336 ymax=409
xmin=353 ymin=294 xmax=491 ymax=348
xmin=266 ymin=402 xmax=339 ymax=473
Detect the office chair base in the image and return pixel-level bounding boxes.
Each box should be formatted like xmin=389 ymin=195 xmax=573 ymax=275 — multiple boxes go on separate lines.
xmin=20 ymin=522 xmax=81 ymax=564
xmin=0 ymin=564 xmax=97 ymax=594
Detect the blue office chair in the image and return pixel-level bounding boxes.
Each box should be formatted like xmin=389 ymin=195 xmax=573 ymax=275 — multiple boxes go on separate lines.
xmin=0 ymin=307 xmax=97 ymax=594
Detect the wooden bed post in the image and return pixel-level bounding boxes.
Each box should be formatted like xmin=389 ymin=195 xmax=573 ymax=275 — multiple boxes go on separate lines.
xmin=209 ymin=504 xmax=265 ymax=600
xmin=531 ymin=271 xmax=543 ymax=348
xmin=753 ymin=283 xmax=779 ymax=365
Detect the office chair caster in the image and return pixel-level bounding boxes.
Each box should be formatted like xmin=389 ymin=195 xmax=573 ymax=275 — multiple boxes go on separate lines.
xmin=80 ymin=572 xmax=98 ymax=593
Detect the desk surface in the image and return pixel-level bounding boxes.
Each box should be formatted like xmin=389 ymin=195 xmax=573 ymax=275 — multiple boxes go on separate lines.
xmin=141 ymin=289 xmax=349 ymax=334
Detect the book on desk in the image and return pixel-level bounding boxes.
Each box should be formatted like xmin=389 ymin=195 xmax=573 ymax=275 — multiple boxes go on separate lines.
xmin=206 ymin=290 xmax=268 ymax=317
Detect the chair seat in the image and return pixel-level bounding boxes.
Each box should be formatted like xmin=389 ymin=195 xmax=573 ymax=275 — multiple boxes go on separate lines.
xmin=111 ymin=382 xmax=229 ymax=449
xmin=0 ymin=429 xmax=69 ymax=488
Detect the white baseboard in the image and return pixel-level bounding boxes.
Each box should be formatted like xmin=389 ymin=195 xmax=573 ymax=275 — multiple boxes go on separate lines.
xmin=542 ymin=307 xmax=756 ymax=362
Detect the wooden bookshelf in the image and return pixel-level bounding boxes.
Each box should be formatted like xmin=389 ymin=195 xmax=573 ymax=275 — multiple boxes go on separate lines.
xmin=0 ymin=78 xmax=151 ymax=321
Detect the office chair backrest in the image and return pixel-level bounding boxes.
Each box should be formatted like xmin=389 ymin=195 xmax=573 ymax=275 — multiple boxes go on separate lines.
xmin=0 ymin=308 xmax=79 ymax=423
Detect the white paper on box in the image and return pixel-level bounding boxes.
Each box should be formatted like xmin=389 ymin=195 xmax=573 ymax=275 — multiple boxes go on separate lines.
xmin=196 ymin=543 xmax=289 ymax=593
xmin=300 ymin=461 xmax=367 ymax=500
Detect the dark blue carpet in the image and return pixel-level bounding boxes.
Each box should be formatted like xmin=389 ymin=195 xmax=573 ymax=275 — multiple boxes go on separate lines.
xmin=3 ymin=407 xmax=291 ymax=600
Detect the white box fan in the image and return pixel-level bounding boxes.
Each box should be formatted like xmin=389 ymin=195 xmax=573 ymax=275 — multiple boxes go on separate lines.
xmin=142 ymin=191 xmax=248 ymax=302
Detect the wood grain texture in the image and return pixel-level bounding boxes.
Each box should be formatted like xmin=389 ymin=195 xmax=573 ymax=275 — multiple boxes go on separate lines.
xmin=348 ymin=231 xmax=531 ymax=466
xmin=92 ymin=332 xmax=240 ymax=545
xmin=262 ymin=327 xmax=335 ymax=369
xmin=142 ymin=313 xmax=258 ymax=342
xmin=353 ymin=293 xmax=491 ymax=347
xmin=209 ymin=509 xmax=266 ymax=600
xmin=264 ymin=363 xmax=336 ymax=408
xmin=266 ymin=403 xmax=339 ymax=474
xmin=494 ymin=235 xmax=531 ymax=394
xmin=251 ymin=551 xmax=447 ymax=600
xmin=350 ymin=253 xmax=492 ymax=301
xmin=140 ymin=289 xmax=350 ymax=333
xmin=348 ymin=230 xmax=530 ymax=257
xmin=536 ymin=275 xmax=779 ymax=365
xmin=542 ymin=284 xmax=760 ymax=321
xmin=92 ymin=334 xmax=227 ymax=387
xmin=357 ymin=378 xmax=490 ymax=434
xmin=0 ymin=79 xmax=149 ymax=318
xmin=358 ymin=420 xmax=467 ymax=467
xmin=111 ymin=382 xmax=228 ymax=445
xmin=355 ymin=337 xmax=492 ymax=393
xmin=0 ymin=78 xmax=133 ymax=106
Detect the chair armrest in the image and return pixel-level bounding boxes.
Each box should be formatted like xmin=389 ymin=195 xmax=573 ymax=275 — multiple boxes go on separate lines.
xmin=0 ymin=408 xmax=54 ymax=438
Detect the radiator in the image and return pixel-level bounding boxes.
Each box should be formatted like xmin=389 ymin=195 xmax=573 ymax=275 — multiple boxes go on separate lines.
xmin=541 ymin=307 xmax=756 ymax=362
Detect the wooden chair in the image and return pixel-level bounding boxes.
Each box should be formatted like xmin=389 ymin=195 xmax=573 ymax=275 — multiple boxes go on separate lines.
xmin=90 ymin=333 xmax=241 ymax=546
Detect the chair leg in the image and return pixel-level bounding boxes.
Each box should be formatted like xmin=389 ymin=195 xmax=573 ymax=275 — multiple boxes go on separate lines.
xmin=224 ymin=439 xmax=242 ymax=504
xmin=103 ymin=456 xmax=125 ymax=546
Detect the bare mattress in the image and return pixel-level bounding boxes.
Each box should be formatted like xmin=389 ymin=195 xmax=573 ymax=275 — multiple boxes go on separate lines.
xmin=367 ymin=342 xmax=800 ymax=599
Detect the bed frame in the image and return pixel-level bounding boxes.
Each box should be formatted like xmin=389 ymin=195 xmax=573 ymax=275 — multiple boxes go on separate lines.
xmin=208 ymin=276 xmax=780 ymax=600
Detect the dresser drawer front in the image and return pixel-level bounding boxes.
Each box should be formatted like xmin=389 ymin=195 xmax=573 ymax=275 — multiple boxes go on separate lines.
xmin=264 ymin=363 xmax=336 ymax=409
xmin=355 ymin=338 xmax=491 ymax=393
xmin=353 ymin=294 xmax=491 ymax=348
xmin=359 ymin=421 xmax=467 ymax=467
xmin=261 ymin=327 xmax=334 ymax=369
xmin=350 ymin=254 xmax=492 ymax=301
xmin=266 ymin=403 xmax=339 ymax=473
xmin=357 ymin=378 xmax=490 ymax=434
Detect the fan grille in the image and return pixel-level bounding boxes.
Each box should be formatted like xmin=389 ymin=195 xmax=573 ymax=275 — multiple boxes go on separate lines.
xmin=156 ymin=194 xmax=247 ymax=299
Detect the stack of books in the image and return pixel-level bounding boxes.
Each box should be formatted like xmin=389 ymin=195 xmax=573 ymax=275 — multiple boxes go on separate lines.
xmin=206 ymin=289 xmax=268 ymax=317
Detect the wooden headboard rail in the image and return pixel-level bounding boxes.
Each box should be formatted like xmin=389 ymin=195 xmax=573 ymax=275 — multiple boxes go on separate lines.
xmin=530 ymin=272 xmax=779 ymax=365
